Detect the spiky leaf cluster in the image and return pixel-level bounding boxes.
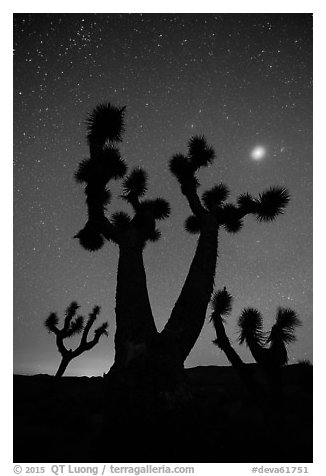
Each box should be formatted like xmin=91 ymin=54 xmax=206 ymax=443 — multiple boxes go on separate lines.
xmin=236 ymin=193 xmax=257 ymax=214
xmin=45 ymin=312 xmax=59 ymax=333
xmin=111 ymin=211 xmax=132 ymax=231
xmin=64 ymin=316 xmax=84 ymax=338
xmin=146 ymin=228 xmax=161 ymax=242
xmin=138 ymin=198 xmax=171 ymax=220
xmin=88 ymin=305 xmax=101 ymax=322
xmin=188 ymin=136 xmax=215 ymax=169
xmin=169 ymin=154 xmax=199 ymax=188
xmin=75 ymin=147 xmax=127 ymax=185
xmin=66 ymin=301 xmax=79 ymax=318
xmin=86 ymin=103 xmax=126 ymax=146
xmin=268 ymin=308 xmax=301 ymax=345
xmin=85 ymin=187 xmax=112 ymax=209
xmin=238 ymin=308 xmax=266 ymax=346
xmin=74 ymin=223 xmax=104 ymax=251
xmin=122 ymin=168 xmax=148 ymax=202
xmin=221 ymin=204 xmax=243 ymax=233
xmin=255 ymin=186 xmax=290 ymax=222
xmin=169 ymin=136 xmax=215 ymax=188
xmin=202 ymin=183 xmax=229 ymax=211
xmin=210 ymin=289 xmax=233 ymax=350
xmin=211 ymin=288 xmax=233 ymax=318
xmin=184 ymin=215 xmax=201 ymax=234
xmin=95 ymin=322 xmax=109 ymax=337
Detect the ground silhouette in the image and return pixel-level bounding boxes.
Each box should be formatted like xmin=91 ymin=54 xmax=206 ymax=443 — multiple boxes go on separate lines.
xmin=13 ymin=364 xmax=312 ymax=463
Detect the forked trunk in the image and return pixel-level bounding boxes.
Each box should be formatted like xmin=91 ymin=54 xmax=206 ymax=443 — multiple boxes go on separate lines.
xmin=161 ymin=214 xmax=219 ymax=363
xmin=100 ymin=219 xmax=219 ymax=460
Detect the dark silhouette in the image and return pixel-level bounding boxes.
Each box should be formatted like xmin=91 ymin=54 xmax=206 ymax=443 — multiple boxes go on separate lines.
xmin=74 ymin=102 xmax=290 ymax=460
xmin=210 ymin=287 xmax=261 ymax=395
xmin=238 ymin=306 xmax=301 ymax=401
xmin=44 ymin=301 xmax=108 ymax=377
xmin=238 ymin=306 xmax=301 ymax=368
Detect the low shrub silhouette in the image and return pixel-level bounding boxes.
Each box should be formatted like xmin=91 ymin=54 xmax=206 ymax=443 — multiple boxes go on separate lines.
xmin=44 ymin=302 xmax=109 ymax=377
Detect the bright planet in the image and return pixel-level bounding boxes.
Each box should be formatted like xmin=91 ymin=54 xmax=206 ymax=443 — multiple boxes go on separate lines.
xmin=250 ymin=145 xmax=267 ymax=161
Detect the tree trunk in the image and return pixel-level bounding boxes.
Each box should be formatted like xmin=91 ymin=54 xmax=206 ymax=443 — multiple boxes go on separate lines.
xmin=161 ymin=214 xmax=219 ymax=363
xmin=55 ymin=356 xmax=70 ymax=378
xmin=98 ymin=219 xmax=219 ymax=461
xmin=113 ymin=233 xmax=158 ymax=368
xmin=97 ymin=349 xmax=205 ymax=462
xmin=214 ymin=320 xmax=263 ymax=396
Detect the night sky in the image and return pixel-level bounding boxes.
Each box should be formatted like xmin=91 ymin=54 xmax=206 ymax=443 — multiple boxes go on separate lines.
xmin=13 ymin=13 xmax=312 ymax=377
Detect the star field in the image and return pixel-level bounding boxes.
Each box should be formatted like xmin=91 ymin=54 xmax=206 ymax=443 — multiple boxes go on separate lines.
xmin=14 ymin=13 xmax=312 ymax=376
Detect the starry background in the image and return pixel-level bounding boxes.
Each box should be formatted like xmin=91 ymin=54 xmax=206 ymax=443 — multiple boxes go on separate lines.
xmin=13 ymin=13 xmax=312 ymax=376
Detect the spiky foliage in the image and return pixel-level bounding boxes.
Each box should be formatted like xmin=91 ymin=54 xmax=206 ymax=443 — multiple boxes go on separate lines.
xmin=236 ymin=193 xmax=257 ymax=214
xmin=86 ymin=187 xmax=112 ymax=208
xmin=238 ymin=308 xmax=266 ymax=346
xmin=254 ymin=186 xmax=290 ymax=222
xmin=138 ymin=198 xmax=171 ymax=220
xmin=100 ymin=146 xmax=128 ymax=179
xmin=122 ymin=167 xmax=148 ymax=202
xmin=202 ymin=183 xmax=229 ymax=211
xmin=221 ymin=204 xmax=243 ymax=233
xmin=86 ymin=103 xmax=126 ymax=146
xmin=210 ymin=287 xmax=239 ymax=352
xmin=169 ymin=154 xmax=199 ymax=188
xmin=184 ymin=215 xmax=201 ymax=234
xmin=187 ymin=135 xmax=215 ymax=169
xmin=74 ymin=223 xmax=104 ymax=251
xmin=95 ymin=322 xmax=109 ymax=337
xmin=169 ymin=136 xmax=215 ymax=192
xmin=45 ymin=312 xmax=59 ymax=333
xmin=111 ymin=211 xmax=132 ymax=231
xmin=64 ymin=315 xmax=84 ymax=337
xmin=267 ymin=308 xmax=301 ymax=345
xmin=88 ymin=305 xmax=101 ymax=322
xmin=147 ymin=228 xmax=161 ymax=242
xmin=65 ymin=301 xmax=79 ymax=318
xmin=75 ymin=148 xmax=127 ymax=185
xmin=210 ymin=287 xmax=233 ymax=319
xmin=210 ymin=288 xmax=233 ymax=348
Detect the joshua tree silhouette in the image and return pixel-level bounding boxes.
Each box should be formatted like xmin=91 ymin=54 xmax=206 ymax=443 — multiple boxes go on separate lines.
xmin=74 ymin=102 xmax=290 ymax=459
xmin=44 ymin=301 xmax=108 ymax=377
xmin=238 ymin=306 xmax=301 ymax=368
xmin=238 ymin=306 xmax=301 ymax=401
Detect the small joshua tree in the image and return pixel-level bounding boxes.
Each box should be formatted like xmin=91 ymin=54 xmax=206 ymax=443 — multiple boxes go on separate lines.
xmin=238 ymin=306 xmax=301 ymax=400
xmin=238 ymin=307 xmax=301 ymax=368
xmin=44 ymin=301 xmax=109 ymax=377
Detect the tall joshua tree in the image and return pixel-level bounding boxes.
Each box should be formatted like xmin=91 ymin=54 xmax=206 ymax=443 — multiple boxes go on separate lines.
xmin=74 ymin=102 xmax=290 ymax=456
xmin=45 ymin=301 xmax=108 ymax=377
